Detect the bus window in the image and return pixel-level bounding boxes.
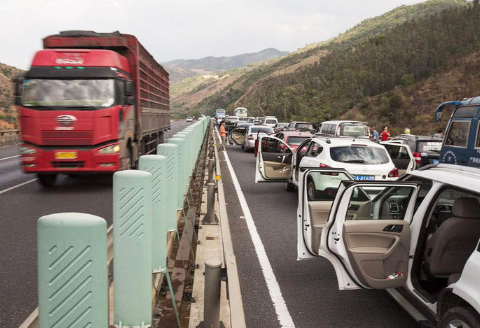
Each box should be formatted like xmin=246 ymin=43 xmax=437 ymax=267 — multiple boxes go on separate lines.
xmin=445 ymin=121 xmax=470 ymax=147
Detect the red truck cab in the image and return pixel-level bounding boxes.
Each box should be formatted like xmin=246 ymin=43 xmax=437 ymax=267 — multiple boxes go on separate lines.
xmin=14 ymin=31 xmax=170 ymax=186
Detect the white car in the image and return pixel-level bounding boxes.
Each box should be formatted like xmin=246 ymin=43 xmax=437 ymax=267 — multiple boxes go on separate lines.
xmin=256 ymin=157 xmax=480 ymax=326
xmin=186 ymin=117 xmax=193 ymax=122
xmin=255 ymin=136 xmax=415 ymax=191
xmin=264 ymin=116 xmax=278 ymax=128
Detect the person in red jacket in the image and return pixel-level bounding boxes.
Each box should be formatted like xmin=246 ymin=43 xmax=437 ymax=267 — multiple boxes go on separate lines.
xmin=380 ymin=126 xmax=390 ymax=141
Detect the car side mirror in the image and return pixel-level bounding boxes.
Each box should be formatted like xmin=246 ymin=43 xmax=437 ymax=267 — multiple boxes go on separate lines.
xmin=435 ymin=111 xmax=443 ymax=123
xmin=13 ymin=75 xmax=24 ymax=106
xmin=125 ymin=96 xmax=135 ymax=106
xmin=125 ymin=80 xmax=134 ymax=97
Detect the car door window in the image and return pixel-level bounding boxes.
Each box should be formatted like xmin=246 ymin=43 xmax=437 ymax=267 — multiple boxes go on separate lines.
xmin=445 ymin=121 xmax=470 ymax=147
xmin=345 ymin=185 xmax=416 ymax=221
xmin=305 ymin=142 xmax=322 ymax=157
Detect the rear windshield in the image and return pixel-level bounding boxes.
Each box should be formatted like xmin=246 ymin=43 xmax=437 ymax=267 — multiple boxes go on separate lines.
xmin=251 ymin=127 xmax=274 ymax=134
xmin=417 ymin=141 xmax=442 ymax=152
xmin=330 ymin=146 xmax=390 ymax=165
xmin=265 ymin=119 xmax=277 ymax=124
xmin=296 ymin=123 xmax=313 ymax=130
xmin=287 ymin=136 xmax=310 ymax=145
xmin=340 ymin=124 xmax=369 ymax=136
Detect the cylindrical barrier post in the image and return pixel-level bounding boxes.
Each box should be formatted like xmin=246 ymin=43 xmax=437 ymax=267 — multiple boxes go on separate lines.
xmin=139 ymin=155 xmax=168 ymax=272
xmin=208 ymin=159 xmax=215 ymax=184
xmin=202 ymin=183 xmax=218 ymax=224
xmin=38 ymin=213 xmax=108 ymax=328
xmin=172 ymin=133 xmax=190 ymax=191
xmin=204 ymin=259 xmax=222 ymax=328
xmin=168 ymin=138 xmax=186 ymax=210
xmin=113 ymin=170 xmax=153 ymax=327
xmin=157 ymin=143 xmax=179 ymax=231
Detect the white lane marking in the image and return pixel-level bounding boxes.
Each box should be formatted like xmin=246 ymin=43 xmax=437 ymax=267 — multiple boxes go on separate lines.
xmin=0 ymin=155 xmax=20 ymax=161
xmin=219 ymin=129 xmax=295 ymax=328
xmin=0 ymin=178 xmax=37 ymax=195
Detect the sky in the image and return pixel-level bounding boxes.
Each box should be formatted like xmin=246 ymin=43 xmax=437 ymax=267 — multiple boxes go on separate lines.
xmin=0 ymin=0 xmax=427 ymax=69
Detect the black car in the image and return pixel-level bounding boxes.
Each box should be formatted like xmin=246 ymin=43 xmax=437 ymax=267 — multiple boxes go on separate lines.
xmin=390 ymin=134 xmax=443 ymax=167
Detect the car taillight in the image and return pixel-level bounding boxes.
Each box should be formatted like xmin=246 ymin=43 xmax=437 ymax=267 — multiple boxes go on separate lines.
xmin=412 ymin=152 xmax=422 ymax=164
xmin=319 ymin=163 xmax=330 ymax=168
xmin=248 ymin=134 xmax=254 ymax=140
xmin=388 ymin=167 xmax=399 ymax=178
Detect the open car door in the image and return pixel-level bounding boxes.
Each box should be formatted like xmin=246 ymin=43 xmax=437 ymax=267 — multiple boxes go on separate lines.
xmin=298 ymin=170 xmax=419 ymax=290
xmin=255 ymin=136 xmax=293 ymax=183
xmin=230 ymin=127 xmax=248 ymax=146
xmin=382 ymin=142 xmax=416 ymax=175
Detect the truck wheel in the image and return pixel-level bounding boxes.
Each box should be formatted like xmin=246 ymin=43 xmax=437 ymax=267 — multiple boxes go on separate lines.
xmin=439 ymin=306 xmax=480 ymax=328
xmin=38 ymin=174 xmax=57 ymax=187
xmin=284 ymin=182 xmax=295 ymax=191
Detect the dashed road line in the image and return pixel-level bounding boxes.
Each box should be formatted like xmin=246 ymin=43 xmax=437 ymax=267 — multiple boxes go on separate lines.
xmin=0 ymin=155 xmax=20 ymax=161
xmin=0 ymin=179 xmax=37 ymax=195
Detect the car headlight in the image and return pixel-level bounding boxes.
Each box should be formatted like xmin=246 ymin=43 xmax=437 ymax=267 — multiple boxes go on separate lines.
xmin=21 ymin=145 xmax=36 ymax=155
xmin=98 ymin=144 xmax=120 ymax=154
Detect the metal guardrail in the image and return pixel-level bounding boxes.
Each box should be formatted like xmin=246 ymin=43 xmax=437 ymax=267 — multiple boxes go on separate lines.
xmin=18 ymin=119 xmax=211 ymax=328
xmin=0 ymin=129 xmax=20 ymax=147
xmin=214 ymin=126 xmax=247 ymax=328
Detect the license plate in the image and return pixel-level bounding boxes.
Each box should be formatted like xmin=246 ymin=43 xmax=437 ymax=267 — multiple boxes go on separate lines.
xmin=55 ymin=151 xmax=77 ymax=160
xmin=433 ymin=159 xmax=440 ymax=164
xmin=354 ymin=175 xmax=374 ymax=181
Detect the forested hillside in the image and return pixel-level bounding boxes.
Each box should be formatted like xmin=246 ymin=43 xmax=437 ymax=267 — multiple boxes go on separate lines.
xmin=0 ymin=63 xmax=22 ymax=130
xmin=174 ymin=0 xmax=476 ymax=133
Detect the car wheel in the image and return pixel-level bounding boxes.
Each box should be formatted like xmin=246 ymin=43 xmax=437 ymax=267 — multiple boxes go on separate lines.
xmin=38 ymin=173 xmax=57 ymax=187
xmin=439 ymin=306 xmax=480 ymax=328
xmin=284 ymin=182 xmax=295 ymax=191
xmin=307 ymin=179 xmax=316 ymax=200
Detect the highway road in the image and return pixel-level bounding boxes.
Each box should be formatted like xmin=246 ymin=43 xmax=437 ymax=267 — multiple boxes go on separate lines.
xmin=0 ymin=120 xmax=189 ymax=327
xmin=219 ymin=142 xmax=418 ymax=328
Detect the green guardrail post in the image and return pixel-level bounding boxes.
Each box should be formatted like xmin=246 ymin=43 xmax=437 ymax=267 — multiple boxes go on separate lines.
xmin=38 ymin=213 xmax=108 ymax=328
xmin=139 ymin=155 xmax=168 ymax=272
xmin=168 ymin=138 xmax=186 ymax=210
xmin=176 ymin=131 xmax=194 ymax=174
xmin=172 ymin=133 xmax=190 ymax=192
xmin=113 ymin=170 xmax=153 ymax=327
xmin=157 ymin=143 xmax=179 ymax=231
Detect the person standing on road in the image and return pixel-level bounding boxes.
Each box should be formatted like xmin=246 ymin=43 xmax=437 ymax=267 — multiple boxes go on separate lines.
xmin=219 ymin=122 xmax=226 ymax=151
xmin=381 ymin=126 xmax=390 ymax=141
xmin=371 ymin=128 xmax=379 ymax=140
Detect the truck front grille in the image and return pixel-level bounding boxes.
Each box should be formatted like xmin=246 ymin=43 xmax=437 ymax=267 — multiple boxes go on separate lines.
xmin=52 ymin=161 xmax=85 ymax=169
xmin=42 ymin=131 xmax=93 ymax=146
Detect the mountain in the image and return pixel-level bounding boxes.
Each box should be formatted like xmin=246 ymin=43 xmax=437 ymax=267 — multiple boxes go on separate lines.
xmin=164 ymin=48 xmax=289 ymax=84
xmin=0 ymin=63 xmax=23 ymax=130
xmin=172 ymin=0 xmax=473 ymax=134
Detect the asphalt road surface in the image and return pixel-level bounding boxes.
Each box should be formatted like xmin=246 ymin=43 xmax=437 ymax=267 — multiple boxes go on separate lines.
xmin=219 ymin=141 xmax=418 ymax=328
xmin=0 ymin=120 xmax=188 ymax=327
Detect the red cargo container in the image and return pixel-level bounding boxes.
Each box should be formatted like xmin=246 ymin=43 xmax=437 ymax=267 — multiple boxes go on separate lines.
xmin=14 ymin=31 xmax=170 ymax=186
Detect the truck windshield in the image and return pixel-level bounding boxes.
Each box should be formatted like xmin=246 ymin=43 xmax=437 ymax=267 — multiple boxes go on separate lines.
xmin=22 ymin=79 xmax=115 ymax=108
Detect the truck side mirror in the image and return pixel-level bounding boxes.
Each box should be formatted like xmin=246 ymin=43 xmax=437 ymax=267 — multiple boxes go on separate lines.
xmin=13 ymin=75 xmax=24 ymax=106
xmin=125 ymin=96 xmax=134 ymax=106
xmin=125 ymin=80 xmax=134 ymax=97
xmin=435 ymin=111 xmax=443 ymax=123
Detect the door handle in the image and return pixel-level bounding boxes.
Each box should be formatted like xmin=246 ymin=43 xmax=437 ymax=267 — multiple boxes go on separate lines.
xmin=383 ymin=224 xmax=403 ymax=233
